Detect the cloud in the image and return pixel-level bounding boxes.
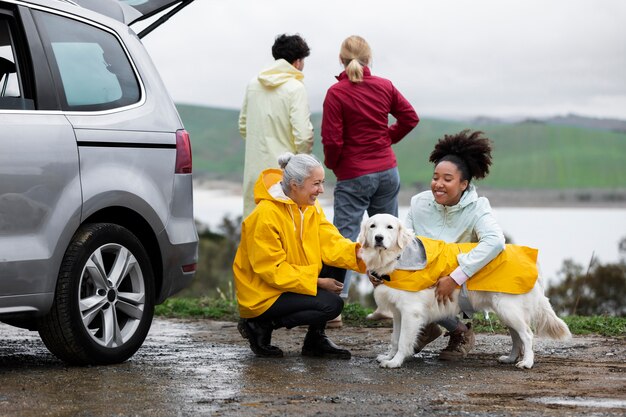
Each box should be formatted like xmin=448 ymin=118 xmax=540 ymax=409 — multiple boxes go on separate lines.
xmin=142 ymin=0 xmax=626 ymax=119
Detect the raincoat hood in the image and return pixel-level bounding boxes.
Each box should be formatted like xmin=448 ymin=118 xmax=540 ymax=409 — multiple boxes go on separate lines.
xmin=457 ymin=183 xmax=478 ymax=207
xmin=257 ymin=59 xmax=304 ymax=88
xmin=252 ymin=168 xmax=320 ymax=211
xmin=253 ymin=168 xmax=294 ymax=207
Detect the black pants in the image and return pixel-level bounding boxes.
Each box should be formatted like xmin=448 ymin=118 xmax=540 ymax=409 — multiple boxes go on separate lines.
xmin=254 ymin=289 xmax=343 ymax=330
xmin=319 ymin=263 xmax=347 ymax=283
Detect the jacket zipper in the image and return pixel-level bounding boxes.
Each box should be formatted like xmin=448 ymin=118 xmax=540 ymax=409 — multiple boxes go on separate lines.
xmin=438 ymin=206 xmax=448 ymax=240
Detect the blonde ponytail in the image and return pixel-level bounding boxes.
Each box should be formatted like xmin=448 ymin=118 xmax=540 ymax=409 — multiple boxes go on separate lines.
xmin=339 ymin=35 xmax=371 ymax=84
xmin=345 ymin=59 xmax=364 ymax=83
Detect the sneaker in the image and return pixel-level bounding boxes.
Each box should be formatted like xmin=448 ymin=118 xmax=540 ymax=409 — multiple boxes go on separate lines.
xmin=438 ymin=323 xmax=475 ymax=361
xmin=326 ymin=314 xmax=343 ymax=329
xmin=414 ymin=323 xmax=443 ymax=354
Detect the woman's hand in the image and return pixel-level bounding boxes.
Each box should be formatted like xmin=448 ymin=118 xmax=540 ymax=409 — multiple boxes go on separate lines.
xmin=317 ymin=278 xmax=344 ymax=294
xmin=435 ymin=276 xmax=456 ymax=304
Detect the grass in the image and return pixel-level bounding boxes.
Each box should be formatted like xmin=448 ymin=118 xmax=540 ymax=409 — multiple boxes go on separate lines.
xmin=155 ymin=298 xmax=625 ymax=337
xmin=562 ymin=315 xmax=626 ymax=336
xmin=470 ymin=314 xmax=626 ymax=337
xmin=155 ymin=297 xmax=239 ymax=321
xmin=177 ymin=103 xmax=626 ymax=189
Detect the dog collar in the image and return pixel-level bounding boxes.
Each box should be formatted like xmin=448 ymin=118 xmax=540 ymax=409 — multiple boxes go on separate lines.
xmin=370 ymin=270 xmax=390 ymax=282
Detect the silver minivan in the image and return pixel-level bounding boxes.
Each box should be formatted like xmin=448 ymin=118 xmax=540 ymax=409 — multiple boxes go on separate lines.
xmin=0 ymin=0 xmax=198 ymax=365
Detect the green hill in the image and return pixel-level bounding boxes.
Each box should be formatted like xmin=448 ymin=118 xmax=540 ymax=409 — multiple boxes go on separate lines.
xmin=177 ymin=104 xmax=626 ymax=189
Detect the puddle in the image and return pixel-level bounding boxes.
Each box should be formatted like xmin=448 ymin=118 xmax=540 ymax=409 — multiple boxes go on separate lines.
xmin=529 ymin=396 xmax=626 ymax=409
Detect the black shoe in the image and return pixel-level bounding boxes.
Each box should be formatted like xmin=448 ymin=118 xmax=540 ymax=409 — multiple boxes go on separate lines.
xmin=301 ymin=327 xmax=351 ymax=360
xmin=238 ymin=319 xmax=283 ymax=358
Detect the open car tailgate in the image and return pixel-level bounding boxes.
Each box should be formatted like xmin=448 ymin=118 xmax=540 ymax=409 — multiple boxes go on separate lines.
xmin=72 ymin=0 xmax=195 ymax=38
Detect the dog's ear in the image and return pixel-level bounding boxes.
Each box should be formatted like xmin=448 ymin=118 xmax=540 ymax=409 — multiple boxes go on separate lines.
xmin=396 ymin=222 xmax=414 ymax=250
xmin=357 ymin=217 xmax=369 ymax=248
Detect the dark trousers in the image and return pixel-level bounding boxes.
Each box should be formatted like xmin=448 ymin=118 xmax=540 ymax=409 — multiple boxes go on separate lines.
xmin=254 ymin=289 xmax=343 ymax=330
xmin=329 ymin=167 xmax=401 ymax=286
xmin=318 ymin=263 xmax=348 ymax=284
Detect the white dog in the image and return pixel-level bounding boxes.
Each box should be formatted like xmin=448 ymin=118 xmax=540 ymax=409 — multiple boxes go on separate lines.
xmin=358 ymin=213 xmax=571 ymax=369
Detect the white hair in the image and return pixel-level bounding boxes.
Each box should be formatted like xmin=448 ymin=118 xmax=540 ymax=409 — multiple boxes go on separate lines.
xmin=278 ymin=152 xmax=322 ymax=194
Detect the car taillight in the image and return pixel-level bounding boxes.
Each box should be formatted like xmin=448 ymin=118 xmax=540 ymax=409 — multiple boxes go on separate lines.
xmin=175 ymin=129 xmax=192 ymax=174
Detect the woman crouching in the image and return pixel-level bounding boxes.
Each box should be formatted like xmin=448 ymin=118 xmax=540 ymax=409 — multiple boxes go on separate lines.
xmin=233 ymin=152 xmax=365 ymax=358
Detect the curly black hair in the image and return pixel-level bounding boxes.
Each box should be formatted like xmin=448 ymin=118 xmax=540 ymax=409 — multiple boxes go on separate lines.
xmin=272 ymin=34 xmax=310 ymax=64
xmin=429 ymin=130 xmax=493 ymax=182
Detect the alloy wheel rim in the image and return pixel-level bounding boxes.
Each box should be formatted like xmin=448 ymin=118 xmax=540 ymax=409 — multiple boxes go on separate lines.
xmin=78 ymin=243 xmax=145 ymax=348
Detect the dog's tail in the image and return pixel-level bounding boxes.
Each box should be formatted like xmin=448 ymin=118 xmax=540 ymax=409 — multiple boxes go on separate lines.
xmin=534 ymin=293 xmax=572 ymax=341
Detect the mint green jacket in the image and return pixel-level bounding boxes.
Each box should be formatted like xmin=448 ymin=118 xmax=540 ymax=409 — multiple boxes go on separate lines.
xmin=404 ymin=184 xmax=506 ymax=278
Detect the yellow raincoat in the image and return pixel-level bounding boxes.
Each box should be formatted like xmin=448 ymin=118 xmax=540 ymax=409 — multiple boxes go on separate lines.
xmin=239 ymin=59 xmax=314 ymax=217
xmin=233 ymin=169 xmax=366 ymax=318
xmin=385 ymin=236 xmax=538 ymax=294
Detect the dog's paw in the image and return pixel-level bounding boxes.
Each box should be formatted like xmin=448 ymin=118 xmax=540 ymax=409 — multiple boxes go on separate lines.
xmin=497 ymin=355 xmax=518 ymax=364
xmin=515 ymin=359 xmax=534 ymax=369
xmin=379 ymin=358 xmax=403 ymax=368
xmin=376 ymin=353 xmax=392 ymax=363
xmin=366 ymin=310 xmax=392 ymax=321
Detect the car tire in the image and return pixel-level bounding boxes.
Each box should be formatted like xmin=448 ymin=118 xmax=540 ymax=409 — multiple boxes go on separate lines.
xmin=38 ymin=223 xmax=155 ymax=365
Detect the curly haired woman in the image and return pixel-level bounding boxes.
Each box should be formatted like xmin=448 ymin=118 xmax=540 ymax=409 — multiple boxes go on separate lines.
xmin=380 ymin=130 xmax=506 ymax=360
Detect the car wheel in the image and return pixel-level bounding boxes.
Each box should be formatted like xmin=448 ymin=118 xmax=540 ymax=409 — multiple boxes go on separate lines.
xmin=38 ymin=223 xmax=155 ymax=365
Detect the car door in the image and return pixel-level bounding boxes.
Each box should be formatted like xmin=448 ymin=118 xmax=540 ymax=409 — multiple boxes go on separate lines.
xmin=0 ymin=3 xmax=80 ymax=313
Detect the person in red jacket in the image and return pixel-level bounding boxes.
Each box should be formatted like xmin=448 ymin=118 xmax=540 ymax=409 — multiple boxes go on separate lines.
xmin=321 ymin=35 xmax=419 ymax=317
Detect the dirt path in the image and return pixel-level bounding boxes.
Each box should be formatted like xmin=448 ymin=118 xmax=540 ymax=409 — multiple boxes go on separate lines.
xmin=0 ymin=318 xmax=624 ymax=416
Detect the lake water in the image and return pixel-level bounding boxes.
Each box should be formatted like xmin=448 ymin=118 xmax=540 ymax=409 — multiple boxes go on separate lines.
xmin=193 ymin=188 xmax=626 ymax=285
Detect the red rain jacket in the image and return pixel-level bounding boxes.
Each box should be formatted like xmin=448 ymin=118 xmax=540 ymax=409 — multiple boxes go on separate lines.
xmin=321 ymin=67 xmax=418 ymax=181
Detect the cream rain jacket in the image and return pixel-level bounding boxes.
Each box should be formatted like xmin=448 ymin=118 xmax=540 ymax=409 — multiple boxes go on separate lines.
xmin=233 ymin=169 xmax=365 ymax=319
xmin=239 ymin=59 xmax=314 ymax=217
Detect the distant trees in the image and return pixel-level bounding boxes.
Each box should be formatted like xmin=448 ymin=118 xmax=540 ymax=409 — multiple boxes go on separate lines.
xmin=179 ymin=216 xmax=242 ymax=298
xmin=547 ymin=237 xmax=626 ymax=316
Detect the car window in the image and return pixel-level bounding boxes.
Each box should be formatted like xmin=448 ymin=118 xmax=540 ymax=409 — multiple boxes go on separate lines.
xmin=33 ymin=10 xmax=140 ymax=112
xmin=0 ymin=13 xmax=30 ymax=110
xmin=0 ymin=20 xmax=19 ymax=98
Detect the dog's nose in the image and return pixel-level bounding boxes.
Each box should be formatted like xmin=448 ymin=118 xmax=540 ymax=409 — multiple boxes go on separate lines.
xmin=375 ymin=234 xmax=384 ymax=243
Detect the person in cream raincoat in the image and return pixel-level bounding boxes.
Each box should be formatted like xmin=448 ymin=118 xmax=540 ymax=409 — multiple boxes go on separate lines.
xmin=233 ymin=153 xmax=365 ymax=359
xmin=239 ymin=34 xmax=314 ymax=217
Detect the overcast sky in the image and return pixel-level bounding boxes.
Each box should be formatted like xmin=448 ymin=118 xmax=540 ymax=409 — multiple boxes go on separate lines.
xmin=141 ymin=0 xmax=626 ymax=120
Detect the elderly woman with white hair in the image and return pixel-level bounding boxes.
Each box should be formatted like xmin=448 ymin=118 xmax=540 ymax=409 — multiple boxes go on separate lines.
xmin=233 ymin=152 xmax=365 ymax=359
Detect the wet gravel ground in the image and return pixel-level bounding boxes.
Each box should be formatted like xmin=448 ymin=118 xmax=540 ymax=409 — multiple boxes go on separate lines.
xmin=0 ymin=318 xmax=624 ymax=417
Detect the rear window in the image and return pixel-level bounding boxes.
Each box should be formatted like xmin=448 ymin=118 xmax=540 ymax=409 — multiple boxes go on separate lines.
xmin=0 ymin=19 xmax=19 ymax=98
xmin=0 ymin=10 xmax=33 ymax=110
xmin=34 ymin=11 xmax=140 ymax=111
